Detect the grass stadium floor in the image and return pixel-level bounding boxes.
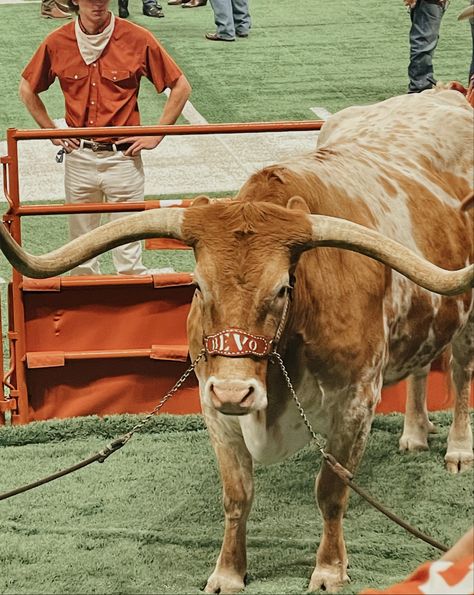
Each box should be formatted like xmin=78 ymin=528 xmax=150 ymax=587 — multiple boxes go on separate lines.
xmin=0 ymin=411 xmax=472 ymax=594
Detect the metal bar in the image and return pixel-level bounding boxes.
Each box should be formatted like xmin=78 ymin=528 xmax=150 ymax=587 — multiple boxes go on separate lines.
xmin=21 ymin=273 xmax=193 ymax=289
xmin=0 ymin=156 xmax=13 ymax=209
xmin=8 ymin=120 xmax=324 ymax=141
xmin=27 ymin=348 xmax=187 ymax=361
xmin=5 ymin=131 xmax=29 ymax=424
xmin=0 ymin=288 xmax=4 ymax=400
xmin=12 ymin=198 xmax=194 ymax=217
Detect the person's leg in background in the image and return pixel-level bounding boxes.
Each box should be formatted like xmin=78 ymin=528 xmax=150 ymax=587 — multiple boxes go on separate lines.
xmin=64 ymin=148 xmax=104 ymax=275
xmin=408 ymin=0 xmax=445 ymax=93
xmin=142 ymin=0 xmax=164 ymax=17
xmin=117 ymin=0 xmax=129 ymax=17
xmin=100 ymin=150 xmax=147 ymax=276
xmin=118 ymin=0 xmax=164 ymax=18
xmin=232 ymin=0 xmax=251 ymax=37
xmin=207 ymin=0 xmax=236 ymax=40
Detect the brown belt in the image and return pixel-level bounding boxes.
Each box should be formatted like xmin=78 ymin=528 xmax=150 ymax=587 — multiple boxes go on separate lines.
xmin=82 ymin=140 xmax=133 ymax=152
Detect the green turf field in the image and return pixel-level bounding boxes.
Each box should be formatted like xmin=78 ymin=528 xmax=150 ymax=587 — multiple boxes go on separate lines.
xmin=0 ymin=412 xmax=472 ymax=594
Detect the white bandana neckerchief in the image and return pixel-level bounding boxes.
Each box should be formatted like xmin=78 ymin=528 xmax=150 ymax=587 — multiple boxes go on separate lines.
xmin=75 ymin=11 xmax=115 ymax=65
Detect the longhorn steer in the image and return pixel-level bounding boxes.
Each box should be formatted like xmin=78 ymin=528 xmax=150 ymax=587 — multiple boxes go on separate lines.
xmin=0 ymin=88 xmax=473 ymax=593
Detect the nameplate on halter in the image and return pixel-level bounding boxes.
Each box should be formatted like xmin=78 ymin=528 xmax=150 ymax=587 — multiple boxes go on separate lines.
xmin=204 ymin=329 xmax=273 ymax=357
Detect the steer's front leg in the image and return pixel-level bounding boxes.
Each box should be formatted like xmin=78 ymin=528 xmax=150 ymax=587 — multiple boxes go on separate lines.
xmin=308 ymin=385 xmax=378 ymax=593
xmin=204 ymin=414 xmax=254 ymax=594
xmin=309 ymin=458 xmax=350 ymax=593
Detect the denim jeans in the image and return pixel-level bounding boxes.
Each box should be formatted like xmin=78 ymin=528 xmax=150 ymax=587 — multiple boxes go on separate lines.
xmin=408 ymin=0 xmax=446 ymax=93
xmin=209 ymin=0 xmax=251 ymax=40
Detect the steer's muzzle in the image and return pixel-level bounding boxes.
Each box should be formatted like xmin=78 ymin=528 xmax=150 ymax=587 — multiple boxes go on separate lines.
xmin=206 ymin=377 xmax=266 ymax=415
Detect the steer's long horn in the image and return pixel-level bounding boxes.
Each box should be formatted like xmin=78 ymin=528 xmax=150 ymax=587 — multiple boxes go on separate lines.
xmin=308 ymin=215 xmax=473 ymax=296
xmin=0 ymin=209 xmax=185 ymax=278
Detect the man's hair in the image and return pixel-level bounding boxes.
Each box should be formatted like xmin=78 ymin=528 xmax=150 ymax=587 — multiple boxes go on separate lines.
xmin=67 ymin=0 xmax=79 ymax=13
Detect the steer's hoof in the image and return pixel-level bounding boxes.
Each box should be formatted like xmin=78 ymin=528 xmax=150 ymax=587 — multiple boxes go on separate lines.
xmin=204 ymin=571 xmax=245 ymax=594
xmin=308 ymin=565 xmax=350 ymax=593
xmin=445 ymin=450 xmax=473 ymax=474
xmin=399 ymin=434 xmax=429 ymax=452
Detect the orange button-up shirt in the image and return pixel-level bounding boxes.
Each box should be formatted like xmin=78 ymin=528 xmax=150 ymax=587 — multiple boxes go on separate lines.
xmin=22 ymin=18 xmax=183 ymax=129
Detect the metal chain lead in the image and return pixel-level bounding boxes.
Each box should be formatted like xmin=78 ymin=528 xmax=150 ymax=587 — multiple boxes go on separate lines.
xmin=270 ymin=351 xmax=326 ymax=452
xmin=270 ymin=349 xmax=449 ymax=552
xmin=0 ymin=342 xmax=451 ymax=551
xmin=0 ymin=349 xmax=208 ymax=501
xmin=122 ymin=348 xmax=206 ymax=441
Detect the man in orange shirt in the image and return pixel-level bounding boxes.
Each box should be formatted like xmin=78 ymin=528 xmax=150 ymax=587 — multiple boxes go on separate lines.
xmin=19 ymin=0 xmax=191 ymax=275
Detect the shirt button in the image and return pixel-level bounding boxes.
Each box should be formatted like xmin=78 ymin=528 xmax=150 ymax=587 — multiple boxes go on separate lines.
xmin=91 ymin=101 xmax=95 ymax=105
xmin=89 ymin=120 xmax=94 ymax=124
xmin=93 ymin=64 xmax=97 ymax=68
xmin=113 ymin=76 xmax=116 ymax=80
xmin=92 ymin=83 xmax=96 ymax=87
xmin=74 ymin=75 xmax=78 ymax=79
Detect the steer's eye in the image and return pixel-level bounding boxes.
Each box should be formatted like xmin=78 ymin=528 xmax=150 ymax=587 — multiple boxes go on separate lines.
xmin=276 ymin=286 xmax=288 ymax=299
xmin=193 ymin=283 xmax=202 ymax=295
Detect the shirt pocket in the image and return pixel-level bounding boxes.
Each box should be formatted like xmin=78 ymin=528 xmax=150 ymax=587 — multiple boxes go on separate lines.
xmin=58 ymin=67 xmax=89 ymax=94
xmin=101 ymin=69 xmax=135 ymax=90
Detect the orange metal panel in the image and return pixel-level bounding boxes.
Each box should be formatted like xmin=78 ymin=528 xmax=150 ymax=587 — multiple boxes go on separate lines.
xmin=27 ymin=352 xmax=65 ymax=369
xmin=20 ymin=277 xmax=197 ymax=421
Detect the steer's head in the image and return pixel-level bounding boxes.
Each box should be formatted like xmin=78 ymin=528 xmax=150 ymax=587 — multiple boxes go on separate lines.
xmin=182 ymin=197 xmax=312 ymax=415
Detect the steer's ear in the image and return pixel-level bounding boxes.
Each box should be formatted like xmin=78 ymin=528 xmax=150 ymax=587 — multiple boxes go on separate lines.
xmin=287 ymin=195 xmax=310 ymax=213
xmin=191 ymin=195 xmax=211 ymax=207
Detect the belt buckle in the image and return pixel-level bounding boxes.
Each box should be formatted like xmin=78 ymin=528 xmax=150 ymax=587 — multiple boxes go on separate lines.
xmin=90 ymin=140 xmax=100 ymax=151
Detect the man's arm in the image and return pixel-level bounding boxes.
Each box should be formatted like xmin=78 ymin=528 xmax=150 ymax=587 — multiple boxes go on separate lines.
xmin=119 ymin=74 xmax=192 ymax=156
xmin=18 ymin=77 xmax=79 ymax=151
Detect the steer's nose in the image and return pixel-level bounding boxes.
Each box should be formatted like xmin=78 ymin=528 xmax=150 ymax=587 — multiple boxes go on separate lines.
xmin=210 ymin=380 xmax=256 ymax=414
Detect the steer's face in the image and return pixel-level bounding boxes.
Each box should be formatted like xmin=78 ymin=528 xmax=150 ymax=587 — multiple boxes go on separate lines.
xmin=183 ymin=199 xmax=311 ymax=416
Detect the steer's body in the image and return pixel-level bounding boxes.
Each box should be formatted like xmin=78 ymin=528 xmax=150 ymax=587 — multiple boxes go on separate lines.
xmin=0 ymin=89 xmax=472 ymax=594
xmin=183 ymin=89 xmax=474 ymax=592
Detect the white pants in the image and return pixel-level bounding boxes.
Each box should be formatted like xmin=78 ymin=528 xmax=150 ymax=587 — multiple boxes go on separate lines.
xmin=64 ymin=147 xmax=147 ymax=275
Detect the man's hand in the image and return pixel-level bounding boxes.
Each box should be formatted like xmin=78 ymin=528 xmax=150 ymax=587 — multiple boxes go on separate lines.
xmin=404 ymin=0 xmax=417 ymax=8
xmin=51 ymin=137 xmax=80 ymax=152
xmin=115 ymin=135 xmax=164 ymax=156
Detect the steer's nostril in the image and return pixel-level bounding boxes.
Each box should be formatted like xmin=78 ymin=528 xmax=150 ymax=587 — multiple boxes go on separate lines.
xmin=239 ymin=386 xmax=254 ymax=407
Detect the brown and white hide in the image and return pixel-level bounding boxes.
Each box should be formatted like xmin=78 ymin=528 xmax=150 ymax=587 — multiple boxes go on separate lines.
xmin=183 ymin=89 xmax=473 ymax=593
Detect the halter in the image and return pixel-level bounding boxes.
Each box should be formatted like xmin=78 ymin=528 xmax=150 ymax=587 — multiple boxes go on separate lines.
xmin=203 ymin=290 xmax=292 ymax=358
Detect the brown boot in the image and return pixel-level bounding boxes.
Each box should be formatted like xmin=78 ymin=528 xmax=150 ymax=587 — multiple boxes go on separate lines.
xmin=41 ymin=0 xmax=72 ymax=18
xmin=182 ymin=0 xmax=207 ymax=7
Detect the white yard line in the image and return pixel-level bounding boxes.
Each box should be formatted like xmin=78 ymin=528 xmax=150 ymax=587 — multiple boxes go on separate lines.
xmin=310 ymin=106 xmax=332 ymax=121
xmin=165 ymin=90 xmax=257 ymax=176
